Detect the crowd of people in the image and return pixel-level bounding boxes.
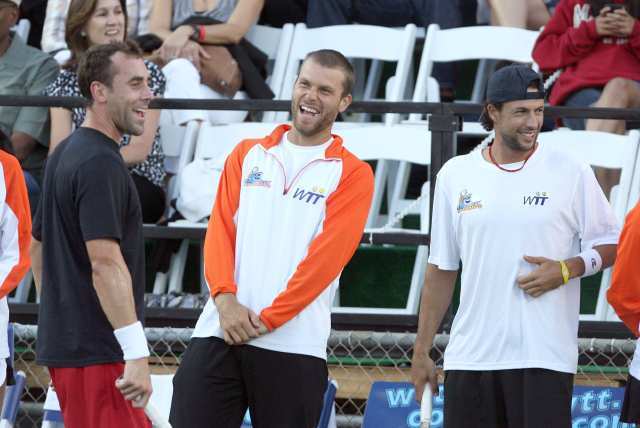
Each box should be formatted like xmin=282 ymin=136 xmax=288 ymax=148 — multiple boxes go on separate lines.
xmin=1 ymin=0 xmax=640 ymax=427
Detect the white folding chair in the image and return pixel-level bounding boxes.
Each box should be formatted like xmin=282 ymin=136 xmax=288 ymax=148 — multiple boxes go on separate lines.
xmin=536 ymin=129 xmax=640 ymax=321
xmin=332 ymin=123 xmax=431 ymax=315
xmin=163 ymin=123 xmax=276 ymax=294
xmin=152 ymin=113 xmax=200 ymax=295
xmin=245 ymin=24 xmax=295 ymax=121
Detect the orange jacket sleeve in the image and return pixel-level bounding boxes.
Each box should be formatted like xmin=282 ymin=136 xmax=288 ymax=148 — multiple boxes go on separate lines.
xmin=203 ymin=140 xmax=256 ymax=297
xmin=0 ymin=152 xmax=31 ymax=299
xmin=607 ymin=202 xmax=640 ymax=336
xmin=260 ymin=156 xmax=374 ymax=330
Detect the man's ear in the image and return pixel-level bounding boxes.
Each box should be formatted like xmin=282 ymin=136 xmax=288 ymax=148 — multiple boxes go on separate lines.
xmin=338 ymin=94 xmax=352 ymax=113
xmin=487 ymin=104 xmax=499 ymax=123
xmin=90 ymin=81 xmax=109 ymax=104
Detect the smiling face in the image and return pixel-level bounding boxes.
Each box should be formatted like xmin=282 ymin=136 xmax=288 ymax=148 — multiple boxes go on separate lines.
xmin=290 ymin=58 xmax=352 ymax=140
xmin=84 ymin=0 xmax=125 ymax=47
xmin=0 ymin=2 xmax=18 ymax=45
xmin=489 ymin=95 xmax=544 ymax=153
xmin=100 ymin=52 xmax=152 ymax=136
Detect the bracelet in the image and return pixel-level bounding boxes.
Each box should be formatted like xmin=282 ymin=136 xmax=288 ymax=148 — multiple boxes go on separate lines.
xmin=189 ymin=25 xmax=200 ymax=42
xmin=559 ymin=260 xmax=570 ymax=285
xmin=114 ymin=321 xmax=150 ymax=360
xmin=579 ymin=248 xmax=603 ymax=277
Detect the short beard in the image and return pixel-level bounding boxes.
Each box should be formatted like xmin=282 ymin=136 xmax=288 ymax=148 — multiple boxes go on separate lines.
xmin=499 ymin=130 xmax=535 ymax=152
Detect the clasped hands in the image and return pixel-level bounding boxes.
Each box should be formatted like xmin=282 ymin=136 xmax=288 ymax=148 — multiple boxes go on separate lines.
xmin=516 ymin=255 xmax=566 ymax=298
xmin=596 ymin=6 xmax=636 ymax=38
xmin=215 ymin=293 xmax=270 ymax=345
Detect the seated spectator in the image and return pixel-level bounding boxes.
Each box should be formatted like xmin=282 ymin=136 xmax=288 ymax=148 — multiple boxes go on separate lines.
xmin=44 ymin=0 xmax=167 ymax=223
xmin=305 ymin=0 xmax=462 ymax=99
xmin=18 ymin=0 xmax=47 ymax=48
xmin=41 ymin=0 xmax=151 ymax=57
xmin=532 ymin=0 xmax=640 ymax=195
xmin=147 ymin=0 xmax=264 ymax=125
xmin=477 ymin=0 xmax=558 ymax=29
xmin=0 ymin=0 xmax=59 ymax=214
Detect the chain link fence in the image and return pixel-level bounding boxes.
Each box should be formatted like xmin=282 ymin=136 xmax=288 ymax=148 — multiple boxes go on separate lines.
xmin=10 ymin=324 xmax=636 ymax=427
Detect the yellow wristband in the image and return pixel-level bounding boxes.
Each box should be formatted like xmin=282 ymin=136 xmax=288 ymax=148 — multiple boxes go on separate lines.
xmin=559 ymin=260 xmax=570 ymax=285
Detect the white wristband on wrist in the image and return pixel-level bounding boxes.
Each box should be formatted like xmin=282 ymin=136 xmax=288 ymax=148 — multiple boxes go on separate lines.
xmin=114 ymin=321 xmax=150 ymax=360
xmin=579 ymin=248 xmax=603 ymax=278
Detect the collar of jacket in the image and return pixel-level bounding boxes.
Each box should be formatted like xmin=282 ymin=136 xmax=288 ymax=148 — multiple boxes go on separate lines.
xmin=261 ymin=124 xmax=345 ymax=159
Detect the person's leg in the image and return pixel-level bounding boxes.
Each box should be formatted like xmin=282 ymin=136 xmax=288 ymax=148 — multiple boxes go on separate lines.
xmin=500 ymin=368 xmax=573 ymax=428
xmin=162 ymin=59 xmax=208 ymax=125
xmin=131 ymin=174 xmax=166 ymax=224
xmin=49 ymin=363 xmax=151 ymax=428
xmin=169 ymin=337 xmax=247 ymax=428
xmin=443 ymin=370 xmax=507 ymax=428
xmin=562 ymin=87 xmax=603 ymax=131
xmin=620 ymin=374 xmax=640 ymax=423
xmin=488 ymin=0 xmax=528 ymax=27
xmin=586 ymin=78 xmax=640 ymax=196
xmin=242 ymin=345 xmax=328 ymax=428
xmin=23 ymin=170 xmax=40 ymax=217
xmin=525 ymin=0 xmax=552 ymax=30
xmin=306 ymin=0 xmax=353 ymax=27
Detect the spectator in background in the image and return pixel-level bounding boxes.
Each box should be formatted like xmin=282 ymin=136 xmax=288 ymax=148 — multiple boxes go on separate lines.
xmin=41 ymin=0 xmax=151 ymax=57
xmin=147 ymin=0 xmax=264 ymax=125
xmin=305 ymin=0 xmax=462 ymax=100
xmin=0 ymin=0 xmax=59 ymax=214
xmin=44 ymin=0 xmax=167 ymax=223
xmin=477 ymin=0 xmax=558 ymax=29
xmin=532 ymin=0 xmax=640 ymax=196
xmin=18 ymin=0 xmax=48 ymax=49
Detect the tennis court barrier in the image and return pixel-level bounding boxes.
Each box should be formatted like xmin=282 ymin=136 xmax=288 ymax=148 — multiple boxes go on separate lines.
xmin=6 ymin=324 xmax=636 ymax=427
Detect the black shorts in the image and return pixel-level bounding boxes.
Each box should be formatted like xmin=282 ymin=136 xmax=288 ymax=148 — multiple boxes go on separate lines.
xmin=169 ymin=337 xmax=328 ymax=428
xmin=444 ymin=368 xmax=574 ymax=428
xmin=621 ymin=374 xmax=640 ymax=423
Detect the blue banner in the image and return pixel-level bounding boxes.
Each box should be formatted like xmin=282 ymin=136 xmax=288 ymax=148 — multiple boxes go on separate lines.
xmin=362 ymin=382 xmax=637 ymax=428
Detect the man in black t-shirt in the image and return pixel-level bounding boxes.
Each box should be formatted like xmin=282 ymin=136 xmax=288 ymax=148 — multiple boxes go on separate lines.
xmin=30 ymin=41 xmax=154 ymax=428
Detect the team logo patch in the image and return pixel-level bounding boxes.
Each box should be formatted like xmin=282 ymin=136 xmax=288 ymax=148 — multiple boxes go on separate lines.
xmin=523 ymin=192 xmax=549 ymax=206
xmin=244 ymin=167 xmax=271 ymax=188
xmin=457 ymin=189 xmax=482 ymax=213
xmin=292 ymin=186 xmax=326 ymax=205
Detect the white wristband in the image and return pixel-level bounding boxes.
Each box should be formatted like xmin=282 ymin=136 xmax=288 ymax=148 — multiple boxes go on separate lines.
xmin=579 ymin=249 xmax=603 ymax=278
xmin=114 ymin=321 xmax=150 ymax=360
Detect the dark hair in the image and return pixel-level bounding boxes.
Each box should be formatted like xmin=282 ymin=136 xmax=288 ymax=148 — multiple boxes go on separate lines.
xmin=479 ymin=102 xmax=503 ymax=131
xmin=587 ymin=0 xmax=640 ymax=17
xmin=65 ymin=0 xmax=129 ymax=70
xmin=78 ymin=40 xmax=143 ymax=101
xmin=303 ymin=49 xmax=355 ymax=97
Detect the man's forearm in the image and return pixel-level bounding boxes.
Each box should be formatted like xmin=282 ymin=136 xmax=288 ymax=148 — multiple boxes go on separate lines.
xmin=414 ymin=265 xmax=458 ymax=355
xmin=92 ymin=259 xmax=138 ymax=329
xmin=564 ymin=244 xmax=617 ymax=279
xmin=30 ymin=240 xmax=43 ymax=296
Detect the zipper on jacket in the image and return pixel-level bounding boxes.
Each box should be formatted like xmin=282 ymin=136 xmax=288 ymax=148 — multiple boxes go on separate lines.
xmin=262 ymin=149 xmax=339 ymax=195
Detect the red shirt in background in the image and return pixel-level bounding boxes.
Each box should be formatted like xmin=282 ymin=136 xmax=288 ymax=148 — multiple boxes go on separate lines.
xmin=532 ymin=0 xmax=640 ymax=105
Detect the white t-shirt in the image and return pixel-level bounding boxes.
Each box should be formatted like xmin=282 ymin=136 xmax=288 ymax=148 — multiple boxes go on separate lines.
xmin=429 ymin=141 xmax=620 ymax=374
xmin=280 ymin=133 xmax=334 ymax=184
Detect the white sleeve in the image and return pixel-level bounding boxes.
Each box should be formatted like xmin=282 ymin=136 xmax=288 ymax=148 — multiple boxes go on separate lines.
xmin=573 ymin=164 xmax=620 ymax=250
xmin=427 ymin=171 xmax=460 ymax=270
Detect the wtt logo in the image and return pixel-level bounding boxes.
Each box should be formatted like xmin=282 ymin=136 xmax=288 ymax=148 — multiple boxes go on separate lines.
xmin=523 ymin=192 xmax=549 ymax=206
xmin=292 ymin=186 xmax=326 ymax=205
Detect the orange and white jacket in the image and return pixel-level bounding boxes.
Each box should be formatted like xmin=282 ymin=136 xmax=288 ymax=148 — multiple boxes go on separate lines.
xmin=0 ymin=150 xmax=31 ymax=358
xmin=608 ymin=201 xmax=640 ymax=379
xmin=192 ymin=125 xmax=374 ymax=359
xmin=608 ymin=202 xmax=640 ymax=337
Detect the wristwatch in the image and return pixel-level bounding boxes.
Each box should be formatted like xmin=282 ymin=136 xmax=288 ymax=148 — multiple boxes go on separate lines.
xmin=189 ymin=25 xmax=201 ymax=42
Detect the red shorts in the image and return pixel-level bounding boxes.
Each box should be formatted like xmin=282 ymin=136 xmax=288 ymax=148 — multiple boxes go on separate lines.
xmin=49 ymin=362 xmax=151 ymax=428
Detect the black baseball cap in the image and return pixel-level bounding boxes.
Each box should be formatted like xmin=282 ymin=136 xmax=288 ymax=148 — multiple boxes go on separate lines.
xmin=485 ymin=64 xmax=544 ymax=104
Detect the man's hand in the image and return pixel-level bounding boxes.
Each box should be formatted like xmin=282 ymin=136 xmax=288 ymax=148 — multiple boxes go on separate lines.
xmin=215 ymin=293 xmax=261 ymax=345
xmin=411 ymin=348 xmax=438 ymax=403
xmin=115 ymin=358 xmax=152 ymax=408
xmin=517 ymin=255 xmax=565 ymax=297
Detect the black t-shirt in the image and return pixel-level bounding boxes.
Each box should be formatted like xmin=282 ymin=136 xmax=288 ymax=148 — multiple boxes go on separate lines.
xmin=33 ymin=127 xmax=145 ymax=367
